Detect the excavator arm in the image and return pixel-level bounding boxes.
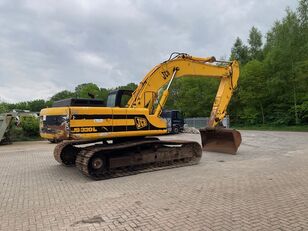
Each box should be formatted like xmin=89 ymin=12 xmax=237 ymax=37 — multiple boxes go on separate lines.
xmin=127 ymin=53 xmax=239 ymax=128
xmin=128 ymin=53 xmax=241 ymax=154
xmin=207 ymin=60 xmax=239 ymax=127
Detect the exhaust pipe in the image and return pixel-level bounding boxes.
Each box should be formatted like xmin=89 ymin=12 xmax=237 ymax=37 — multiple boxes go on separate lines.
xmin=199 ymin=127 xmax=242 ymax=154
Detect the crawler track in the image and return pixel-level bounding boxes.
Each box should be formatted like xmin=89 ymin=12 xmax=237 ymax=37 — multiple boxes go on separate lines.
xmin=54 ymin=138 xmax=202 ymax=180
xmin=54 ymin=139 xmax=102 ymax=166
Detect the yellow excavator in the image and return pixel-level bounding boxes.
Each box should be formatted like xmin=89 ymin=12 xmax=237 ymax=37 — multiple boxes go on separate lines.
xmin=40 ymin=53 xmax=241 ymax=180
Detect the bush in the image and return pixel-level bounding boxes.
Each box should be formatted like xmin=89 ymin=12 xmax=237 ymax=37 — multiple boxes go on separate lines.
xmin=10 ymin=126 xmax=24 ymax=141
xmin=20 ymin=116 xmax=40 ymax=137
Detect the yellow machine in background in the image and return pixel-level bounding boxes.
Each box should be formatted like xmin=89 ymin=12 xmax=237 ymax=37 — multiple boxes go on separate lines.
xmin=40 ymin=53 xmax=241 ymax=179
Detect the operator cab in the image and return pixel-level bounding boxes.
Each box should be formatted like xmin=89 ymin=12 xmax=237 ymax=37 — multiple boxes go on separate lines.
xmin=106 ymin=90 xmax=133 ymax=107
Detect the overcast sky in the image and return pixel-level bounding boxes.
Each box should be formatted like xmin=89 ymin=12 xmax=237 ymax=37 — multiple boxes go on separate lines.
xmin=0 ymin=0 xmax=298 ymax=103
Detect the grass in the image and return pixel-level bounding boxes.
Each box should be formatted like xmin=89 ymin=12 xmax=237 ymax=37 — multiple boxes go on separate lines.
xmin=234 ymin=124 xmax=308 ymax=132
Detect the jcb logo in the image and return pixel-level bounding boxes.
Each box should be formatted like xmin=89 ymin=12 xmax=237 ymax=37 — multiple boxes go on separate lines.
xmin=135 ymin=117 xmax=148 ymax=129
xmin=71 ymin=127 xmax=98 ymax=133
xmin=161 ymin=71 xmax=170 ymax=79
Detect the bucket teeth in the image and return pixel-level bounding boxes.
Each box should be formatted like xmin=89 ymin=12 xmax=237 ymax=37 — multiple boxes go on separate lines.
xmin=199 ymin=127 xmax=242 ymax=154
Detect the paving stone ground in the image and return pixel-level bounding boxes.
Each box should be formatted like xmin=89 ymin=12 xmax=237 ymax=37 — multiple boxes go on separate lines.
xmin=0 ymin=131 xmax=308 ymax=231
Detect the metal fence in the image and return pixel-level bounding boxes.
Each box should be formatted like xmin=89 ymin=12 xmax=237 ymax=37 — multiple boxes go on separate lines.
xmin=184 ymin=116 xmax=230 ymax=129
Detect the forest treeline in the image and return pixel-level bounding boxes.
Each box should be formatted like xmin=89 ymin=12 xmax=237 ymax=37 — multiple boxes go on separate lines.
xmin=1 ymin=0 xmax=307 ymax=126
xmin=167 ymin=0 xmax=308 ymax=126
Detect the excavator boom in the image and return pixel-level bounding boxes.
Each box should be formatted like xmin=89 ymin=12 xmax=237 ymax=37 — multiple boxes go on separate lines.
xmin=125 ymin=53 xmax=241 ymax=154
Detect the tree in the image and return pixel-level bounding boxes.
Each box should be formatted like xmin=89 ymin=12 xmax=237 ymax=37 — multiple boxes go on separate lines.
xmin=12 ymin=101 xmax=29 ymax=111
xmin=248 ymin=26 xmax=263 ymax=60
xmin=227 ymin=1 xmax=308 ymax=126
xmin=298 ymin=0 xmax=308 ymax=26
xmin=117 ymin=82 xmax=138 ymax=91
xmin=99 ymin=88 xmax=109 ymax=102
xmin=297 ymin=0 xmax=308 ymax=61
xmin=28 ymin=99 xmax=48 ymax=112
xmin=75 ymin=83 xmax=104 ymax=99
xmin=230 ymin=37 xmax=249 ymax=64
xmin=50 ymin=90 xmax=74 ymax=101
xmin=263 ymin=9 xmax=302 ymax=124
xmin=165 ymin=77 xmax=219 ymax=117
xmin=0 ymin=102 xmax=9 ymax=113
xmin=294 ymin=60 xmax=308 ymax=123
xmin=238 ymin=60 xmax=267 ymax=124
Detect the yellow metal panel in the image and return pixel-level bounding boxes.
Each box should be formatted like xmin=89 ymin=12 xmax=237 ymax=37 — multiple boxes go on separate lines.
xmin=70 ymin=107 xmax=112 ymax=115
xmin=40 ymin=107 xmax=69 ymax=116
xmin=70 ymin=119 xmax=135 ymax=127
xmin=112 ymin=119 xmax=135 ymax=126
xmin=126 ymin=108 xmax=149 ymax=115
xmin=112 ymin=108 xmax=127 ymax=115
xmin=147 ymin=115 xmax=167 ymax=128
xmin=72 ymin=129 xmax=167 ymax=139
xmin=112 ymin=108 xmax=127 ymax=127
xmin=70 ymin=119 xmax=113 ymax=127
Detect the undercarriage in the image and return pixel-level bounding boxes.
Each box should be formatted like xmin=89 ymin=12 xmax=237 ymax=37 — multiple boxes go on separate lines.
xmin=54 ymin=137 xmax=202 ymax=180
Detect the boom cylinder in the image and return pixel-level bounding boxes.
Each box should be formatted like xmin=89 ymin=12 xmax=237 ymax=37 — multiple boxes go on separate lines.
xmin=154 ymin=68 xmax=178 ymax=117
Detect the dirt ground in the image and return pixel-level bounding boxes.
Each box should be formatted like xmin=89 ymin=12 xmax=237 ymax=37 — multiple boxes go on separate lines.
xmin=0 ymin=130 xmax=308 ymax=230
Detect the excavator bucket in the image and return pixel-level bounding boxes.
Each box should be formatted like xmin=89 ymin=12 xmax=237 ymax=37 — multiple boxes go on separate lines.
xmin=199 ymin=127 xmax=242 ymax=154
